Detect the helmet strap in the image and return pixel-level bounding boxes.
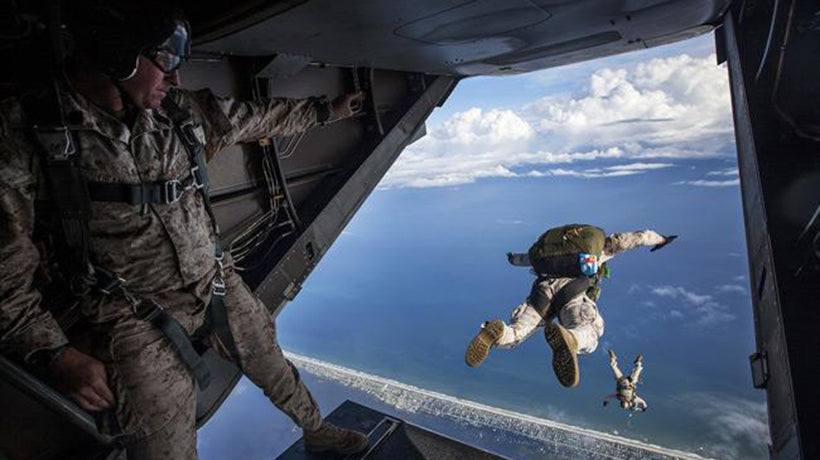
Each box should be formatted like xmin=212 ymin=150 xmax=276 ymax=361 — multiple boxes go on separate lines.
xmin=111 ymin=79 xmax=138 ymax=126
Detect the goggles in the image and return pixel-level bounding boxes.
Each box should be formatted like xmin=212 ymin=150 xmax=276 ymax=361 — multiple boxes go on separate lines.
xmin=143 ymin=21 xmax=190 ymax=74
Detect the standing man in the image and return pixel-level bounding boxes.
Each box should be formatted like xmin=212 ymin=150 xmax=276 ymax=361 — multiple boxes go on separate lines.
xmin=603 ymin=349 xmax=647 ymax=412
xmin=465 ymin=225 xmax=676 ymax=388
xmin=0 ymin=2 xmax=367 ymax=458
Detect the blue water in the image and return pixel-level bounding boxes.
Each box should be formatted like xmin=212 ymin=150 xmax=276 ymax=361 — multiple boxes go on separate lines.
xmin=239 ymin=159 xmax=766 ymax=459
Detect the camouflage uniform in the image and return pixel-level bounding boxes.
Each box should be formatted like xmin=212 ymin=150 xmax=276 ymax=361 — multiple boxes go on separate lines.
xmin=604 ymin=350 xmax=647 ymax=411
xmin=494 ymin=230 xmax=666 ymax=353
xmin=0 ymin=79 xmax=330 ymax=458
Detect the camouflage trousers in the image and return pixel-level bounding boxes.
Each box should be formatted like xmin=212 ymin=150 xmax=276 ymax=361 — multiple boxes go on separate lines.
xmin=84 ymin=267 xmax=322 ymax=459
xmin=493 ymin=277 xmax=605 ymax=354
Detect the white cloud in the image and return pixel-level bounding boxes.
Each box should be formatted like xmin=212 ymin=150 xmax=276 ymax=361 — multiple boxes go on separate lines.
xmin=650 ymin=285 xmax=736 ymax=325
xmin=716 ymin=284 xmax=748 ymax=295
xmin=676 ymin=393 xmax=769 ymax=460
xmin=674 ymin=179 xmax=740 ymax=187
xmin=707 ymin=167 xmax=739 ymax=176
xmin=605 ymin=162 xmax=674 ymax=171
xmin=527 ymin=162 xmax=674 ymax=179
xmin=531 ymin=168 xmax=641 ymax=179
xmin=383 ymin=53 xmax=733 ymax=189
xmin=232 ymin=378 xmax=250 ymax=396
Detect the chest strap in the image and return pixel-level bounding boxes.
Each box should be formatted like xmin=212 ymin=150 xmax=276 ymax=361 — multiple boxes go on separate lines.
xmin=86 ymin=168 xmax=204 ymax=205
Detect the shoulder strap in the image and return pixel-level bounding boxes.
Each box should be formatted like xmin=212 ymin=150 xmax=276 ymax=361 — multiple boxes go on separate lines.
xmin=23 ymin=88 xmax=95 ymax=292
xmin=162 ymin=96 xmax=240 ymax=360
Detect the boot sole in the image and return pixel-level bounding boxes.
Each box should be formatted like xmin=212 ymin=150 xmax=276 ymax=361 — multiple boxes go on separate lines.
xmin=544 ymin=322 xmax=579 ymax=388
xmin=465 ymin=320 xmax=505 ymax=368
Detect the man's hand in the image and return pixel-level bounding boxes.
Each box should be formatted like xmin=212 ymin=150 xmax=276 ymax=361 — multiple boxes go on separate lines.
xmin=650 ymin=234 xmax=678 ymax=252
xmin=331 ymin=92 xmax=365 ymax=120
xmin=48 ymin=347 xmax=115 ymax=411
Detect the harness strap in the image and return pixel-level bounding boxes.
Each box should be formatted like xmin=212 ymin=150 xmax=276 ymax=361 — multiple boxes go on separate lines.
xmin=530 ymin=277 xmax=591 ymax=321
xmin=86 ymin=174 xmax=200 ymax=204
xmin=162 ymin=98 xmax=241 ymax=362
xmin=92 ymin=266 xmax=214 ymax=389
xmin=136 ymin=300 xmax=213 ymax=389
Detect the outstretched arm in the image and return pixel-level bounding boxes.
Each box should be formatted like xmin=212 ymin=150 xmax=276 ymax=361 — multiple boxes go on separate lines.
xmin=608 ymin=349 xmax=624 ymax=379
xmin=603 ymin=394 xmax=618 ymax=406
xmin=179 ymin=89 xmax=364 ymax=160
xmin=601 ymin=230 xmax=668 ymax=262
xmin=634 ymin=396 xmax=648 ymax=411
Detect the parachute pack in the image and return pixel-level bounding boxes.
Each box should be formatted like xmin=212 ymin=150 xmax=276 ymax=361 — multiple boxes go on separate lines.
xmin=528 ymin=224 xmax=607 ymax=278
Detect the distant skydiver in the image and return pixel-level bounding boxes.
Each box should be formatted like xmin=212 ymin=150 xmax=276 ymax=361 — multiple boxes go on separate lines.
xmin=603 ymin=349 xmax=647 ymax=412
xmin=465 ymin=224 xmax=676 ymax=387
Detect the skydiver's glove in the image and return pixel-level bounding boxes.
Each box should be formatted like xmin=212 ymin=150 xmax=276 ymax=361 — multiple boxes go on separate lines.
xmin=507 ymin=252 xmax=515 ymax=264
xmin=650 ymin=235 xmax=678 ymax=252
xmin=603 ymin=400 xmax=608 ymax=407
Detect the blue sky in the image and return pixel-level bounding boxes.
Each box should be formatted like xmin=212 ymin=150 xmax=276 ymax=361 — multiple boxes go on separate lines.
xmin=199 ymin=33 xmax=768 ymax=460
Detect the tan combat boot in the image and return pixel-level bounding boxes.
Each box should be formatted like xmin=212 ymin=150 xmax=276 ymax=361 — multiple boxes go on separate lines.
xmin=544 ymin=322 xmax=579 ymax=387
xmin=303 ymin=422 xmax=369 ymax=454
xmin=465 ymin=319 xmax=505 ymax=368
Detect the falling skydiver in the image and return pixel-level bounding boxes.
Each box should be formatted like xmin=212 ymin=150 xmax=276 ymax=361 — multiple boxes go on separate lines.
xmin=465 ymin=224 xmax=676 ymax=387
xmin=604 ymin=349 xmax=647 ymax=412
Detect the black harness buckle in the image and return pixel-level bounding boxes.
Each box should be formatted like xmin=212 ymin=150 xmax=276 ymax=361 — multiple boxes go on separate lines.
xmin=133 ymin=299 xmax=165 ymax=322
xmin=94 ymin=266 xmax=125 ymax=295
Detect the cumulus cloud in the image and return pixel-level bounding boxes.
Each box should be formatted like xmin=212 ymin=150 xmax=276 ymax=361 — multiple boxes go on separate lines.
xmin=524 ymin=55 xmax=732 ymax=154
xmin=382 ymin=53 xmax=734 ymax=188
xmin=676 ymin=393 xmax=769 ymax=460
xmin=650 ymin=285 xmax=736 ymax=325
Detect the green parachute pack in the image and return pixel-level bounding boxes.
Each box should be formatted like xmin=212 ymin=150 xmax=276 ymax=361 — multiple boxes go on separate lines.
xmin=528 ymin=224 xmax=608 ymax=280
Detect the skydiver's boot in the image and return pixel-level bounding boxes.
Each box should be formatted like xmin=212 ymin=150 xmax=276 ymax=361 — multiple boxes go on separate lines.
xmin=303 ymin=422 xmax=369 ymax=454
xmin=635 ymin=354 xmax=643 ymax=365
xmin=465 ymin=319 xmax=505 ymax=368
xmin=544 ymin=322 xmax=579 ymax=388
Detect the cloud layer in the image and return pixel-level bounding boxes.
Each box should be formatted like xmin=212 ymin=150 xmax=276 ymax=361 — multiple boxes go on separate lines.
xmin=677 ymin=393 xmax=770 ymax=460
xmin=383 ymin=53 xmax=734 ymax=188
xmin=650 ymin=285 xmax=736 ymax=325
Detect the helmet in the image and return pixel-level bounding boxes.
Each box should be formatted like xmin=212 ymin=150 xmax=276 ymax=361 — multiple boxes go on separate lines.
xmin=67 ymin=1 xmax=189 ymax=80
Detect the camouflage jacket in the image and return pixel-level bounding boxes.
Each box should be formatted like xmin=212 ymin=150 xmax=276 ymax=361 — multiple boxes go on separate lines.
xmin=0 ymin=79 xmax=331 ymax=361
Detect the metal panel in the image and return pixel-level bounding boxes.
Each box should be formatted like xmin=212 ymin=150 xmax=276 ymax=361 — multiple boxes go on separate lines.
xmin=722 ymin=4 xmax=820 ymax=458
xmin=193 ymin=0 xmax=730 ymax=76
xmin=253 ymin=76 xmax=457 ymax=315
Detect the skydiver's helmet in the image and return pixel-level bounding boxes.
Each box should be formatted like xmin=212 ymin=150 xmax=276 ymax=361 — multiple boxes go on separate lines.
xmin=67 ymin=1 xmax=190 ymax=80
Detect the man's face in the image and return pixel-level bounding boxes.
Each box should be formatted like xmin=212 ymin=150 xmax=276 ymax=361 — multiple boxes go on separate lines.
xmin=621 ymin=401 xmax=631 ymax=410
xmin=119 ymin=55 xmax=180 ymax=110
